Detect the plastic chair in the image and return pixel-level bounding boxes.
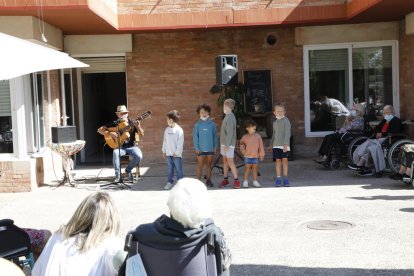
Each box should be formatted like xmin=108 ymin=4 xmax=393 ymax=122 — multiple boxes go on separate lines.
xmin=0 ymin=219 xmax=35 ymax=269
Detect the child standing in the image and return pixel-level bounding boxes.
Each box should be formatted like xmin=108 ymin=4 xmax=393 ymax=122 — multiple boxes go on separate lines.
xmin=162 ymin=110 xmax=184 ymax=190
xmin=270 ymin=105 xmax=291 ymax=187
xmin=240 ymin=120 xmax=265 ymax=188
xmin=193 ymin=104 xmax=219 ymax=187
xmin=219 ymin=98 xmax=241 ymax=189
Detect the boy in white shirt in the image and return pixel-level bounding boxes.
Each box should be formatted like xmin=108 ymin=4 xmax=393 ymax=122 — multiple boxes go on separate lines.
xmin=162 ymin=110 xmax=184 ymax=190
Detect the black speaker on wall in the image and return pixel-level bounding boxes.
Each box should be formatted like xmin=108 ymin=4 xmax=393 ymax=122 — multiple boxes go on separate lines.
xmin=215 ymin=55 xmax=238 ymax=86
xmin=51 ymin=126 xmax=77 ymax=143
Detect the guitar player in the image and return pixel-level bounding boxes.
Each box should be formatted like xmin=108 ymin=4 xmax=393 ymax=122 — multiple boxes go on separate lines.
xmin=97 ymin=105 xmax=144 ymax=182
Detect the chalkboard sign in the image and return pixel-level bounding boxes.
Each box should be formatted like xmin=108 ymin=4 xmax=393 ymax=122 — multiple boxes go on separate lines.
xmin=243 ymin=70 xmax=273 ymax=113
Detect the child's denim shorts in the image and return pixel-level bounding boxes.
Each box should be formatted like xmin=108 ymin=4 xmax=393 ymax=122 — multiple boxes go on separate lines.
xmin=244 ymin=157 xmax=259 ymax=165
xmin=272 ymin=148 xmax=289 ymax=161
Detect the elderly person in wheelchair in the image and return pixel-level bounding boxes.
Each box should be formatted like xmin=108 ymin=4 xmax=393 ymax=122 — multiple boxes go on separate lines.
xmin=348 ymin=105 xmax=403 ymax=176
xmin=119 ymin=178 xmax=231 ymax=276
xmin=389 ymin=143 xmax=414 ymax=184
xmin=314 ymin=103 xmax=365 ymax=165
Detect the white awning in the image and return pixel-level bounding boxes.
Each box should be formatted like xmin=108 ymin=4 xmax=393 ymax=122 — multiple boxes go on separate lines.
xmin=0 ymin=32 xmax=89 ymax=80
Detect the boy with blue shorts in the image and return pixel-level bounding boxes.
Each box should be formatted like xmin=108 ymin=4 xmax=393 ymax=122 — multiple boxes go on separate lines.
xmin=240 ymin=120 xmax=265 ymax=188
xmin=270 ymin=105 xmax=291 ymax=187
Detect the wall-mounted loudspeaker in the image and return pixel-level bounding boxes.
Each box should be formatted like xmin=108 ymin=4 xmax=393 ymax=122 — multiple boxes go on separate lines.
xmin=215 ymin=55 xmax=238 ymax=86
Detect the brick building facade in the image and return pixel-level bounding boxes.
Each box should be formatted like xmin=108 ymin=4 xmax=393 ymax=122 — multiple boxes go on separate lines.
xmin=1 ymin=0 xmax=414 ymax=192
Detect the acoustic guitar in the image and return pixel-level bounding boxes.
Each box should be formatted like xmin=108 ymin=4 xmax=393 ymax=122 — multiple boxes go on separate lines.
xmin=104 ymin=111 xmax=151 ymax=149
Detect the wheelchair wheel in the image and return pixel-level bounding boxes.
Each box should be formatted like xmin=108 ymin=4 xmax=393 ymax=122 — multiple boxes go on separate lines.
xmin=330 ymin=160 xmax=341 ymax=169
xmin=347 ymin=136 xmax=368 ymax=164
xmin=387 ymin=139 xmax=414 ymax=174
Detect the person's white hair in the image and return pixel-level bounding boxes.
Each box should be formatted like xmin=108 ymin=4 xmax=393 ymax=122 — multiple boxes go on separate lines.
xmin=167 ymin=178 xmax=213 ymax=229
xmin=383 ymin=105 xmax=394 ymax=114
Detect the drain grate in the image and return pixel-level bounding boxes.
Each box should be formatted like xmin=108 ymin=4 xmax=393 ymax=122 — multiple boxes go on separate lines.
xmin=305 ymin=220 xmax=354 ymax=230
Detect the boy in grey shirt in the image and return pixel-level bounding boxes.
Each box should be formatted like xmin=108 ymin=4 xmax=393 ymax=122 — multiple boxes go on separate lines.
xmin=270 ymin=104 xmax=291 ymax=187
xmin=219 ymin=99 xmax=241 ymax=189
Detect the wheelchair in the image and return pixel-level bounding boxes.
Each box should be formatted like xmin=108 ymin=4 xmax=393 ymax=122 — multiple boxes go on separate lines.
xmin=399 ymin=143 xmax=414 ymax=185
xmin=347 ymin=120 xmax=414 ymax=176
xmin=321 ymin=116 xmax=373 ymax=169
xmin=323 ymin=132 xmax=366 ymax=169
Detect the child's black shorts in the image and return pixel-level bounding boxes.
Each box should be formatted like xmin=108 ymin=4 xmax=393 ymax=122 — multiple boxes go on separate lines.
xmin=272 ymin=148 xmax=289 ymax=161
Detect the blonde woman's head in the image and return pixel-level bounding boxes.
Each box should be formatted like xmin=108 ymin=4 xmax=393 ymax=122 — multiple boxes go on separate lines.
xmin=61 ymin=192 xmax=120 ymax=252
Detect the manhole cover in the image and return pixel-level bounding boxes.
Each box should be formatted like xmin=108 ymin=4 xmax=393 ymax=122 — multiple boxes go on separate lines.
xmin=306 ymin=220 xmax=354 ymax=230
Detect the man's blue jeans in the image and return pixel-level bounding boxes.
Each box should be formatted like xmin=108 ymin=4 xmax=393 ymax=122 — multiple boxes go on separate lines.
xmin=167 ymin=156 xmax=183 ymax=184
xmin=113 ymin=146 xmax=142 ymax=177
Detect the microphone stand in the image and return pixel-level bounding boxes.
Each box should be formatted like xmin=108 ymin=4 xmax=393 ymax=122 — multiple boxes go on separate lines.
xmin=99 ymin=121 xmax=131 ymax=190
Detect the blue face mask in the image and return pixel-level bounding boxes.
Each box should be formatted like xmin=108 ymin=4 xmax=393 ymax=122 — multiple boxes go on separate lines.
xmin=384 ymin=114 xmax=394 ymax=122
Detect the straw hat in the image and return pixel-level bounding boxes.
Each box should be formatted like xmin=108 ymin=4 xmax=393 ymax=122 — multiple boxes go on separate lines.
xmin=116 ymin=105 xmax=129 ymax=113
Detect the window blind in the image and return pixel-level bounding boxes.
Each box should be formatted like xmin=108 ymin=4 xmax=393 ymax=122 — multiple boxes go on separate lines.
xmin=309 ymin=49 xmax=348 ymax=72
xmin=0 ymin=81 xmax=11 ymax=117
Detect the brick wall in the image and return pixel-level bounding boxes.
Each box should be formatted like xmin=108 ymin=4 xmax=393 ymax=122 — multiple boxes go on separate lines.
xmin=0 ymin=160 xmax=32 ymax=192
xmin=126 ymin=28 xmax=317 ymax=163
xmin=399 ymin=20 xmax=414 ymax=138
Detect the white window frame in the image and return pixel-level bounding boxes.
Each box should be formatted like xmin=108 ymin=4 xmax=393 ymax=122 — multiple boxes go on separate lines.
xmin=25 ymin=73 xmax=46 ymax=153
xmin=303 ymin=40 xmax=399 ymax=137
xmin=8 ymin=76 xmax=28 ymax=159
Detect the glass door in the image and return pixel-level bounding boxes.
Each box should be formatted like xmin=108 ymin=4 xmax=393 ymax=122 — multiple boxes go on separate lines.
xmin=308 ymin=48 xmax=350 ymax=133
xmin=352 ymin=46 xmax=393 ymax=121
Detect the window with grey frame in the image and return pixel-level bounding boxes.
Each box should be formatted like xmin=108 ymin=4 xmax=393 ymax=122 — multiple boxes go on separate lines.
xmin=308 ymin=48 xmax=350 ymax=132
xmin=0 ymin=80 xmax=13 ymax=153
xmin=30 ymin=73 xmax=45 ymax=151
xmin=307 ymin=45 xmax=395 ymax=134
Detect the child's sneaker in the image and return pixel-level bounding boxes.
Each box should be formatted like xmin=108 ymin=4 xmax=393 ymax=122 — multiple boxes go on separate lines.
xmin=242 ymin=180 xmax=249 ymax=188
xmin=206 ymin=179 xmax=214 ymax=187
xmin=275 ymin=177 xmax=282 ymax=187
xmin=283 ymin=178 xmax=290 ymax=187
xmin=252 ymin=180 xmax=261 ymax=188
xmin=233 ymin=179 xmax=241 ymax=189
xmin=164 ymin=182 xmax=174 ymax=190
xmin=219 ymin=179 xmax=230 ymax=188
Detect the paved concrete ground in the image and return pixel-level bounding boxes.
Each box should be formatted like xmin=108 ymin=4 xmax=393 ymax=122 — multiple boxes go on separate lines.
xmin=1 ymin=158 xmax=414 ymax=275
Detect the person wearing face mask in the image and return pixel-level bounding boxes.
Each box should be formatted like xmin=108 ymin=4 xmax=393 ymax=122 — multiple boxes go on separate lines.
xmin=314 ymin=104 xmax=365 ymax=164
xmin=162 ymin=110 xmax=185 ymax=190
xmin=348 ymin=105 xmax=403 ymax=176
xmin=97 ymin=105 xmax=144 ymax=182
xmin=219 ymin=99 xmax=241 ymax=189
xmin=270 ymin=104 xmax=292 ymax=187
xmin=193 ymin=104 xmax=219 ymax=187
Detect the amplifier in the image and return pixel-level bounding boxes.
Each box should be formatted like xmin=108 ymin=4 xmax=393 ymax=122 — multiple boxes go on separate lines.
xmin=51 ymin=126 xmax=77 ymax=143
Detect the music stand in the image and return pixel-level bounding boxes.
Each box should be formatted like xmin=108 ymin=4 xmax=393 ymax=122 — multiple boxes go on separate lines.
xmin=99 ymin=123 xmax=131 ymax=190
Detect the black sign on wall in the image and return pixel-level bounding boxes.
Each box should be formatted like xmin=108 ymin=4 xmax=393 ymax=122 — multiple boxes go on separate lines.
xmin=243 ymin=70 xmax=273 ymax=113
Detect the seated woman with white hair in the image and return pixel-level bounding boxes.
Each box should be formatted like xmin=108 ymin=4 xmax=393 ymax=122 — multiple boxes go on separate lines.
xmin=120 ymin=178 xmax=231 ymax=276
xmin=314 ymin=103 xmax=365 ymax=164
xmin=348 ymin=105 xmax=403 ymax=176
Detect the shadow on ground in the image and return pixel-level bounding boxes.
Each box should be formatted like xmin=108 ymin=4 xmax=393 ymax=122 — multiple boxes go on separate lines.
xmin=400 ymin=208 xmax=414 ymax=213
xmin=348 ymin=195 xmax=414 ymax=201
xmin=230 ymin=264 xmax=414 ymax=276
